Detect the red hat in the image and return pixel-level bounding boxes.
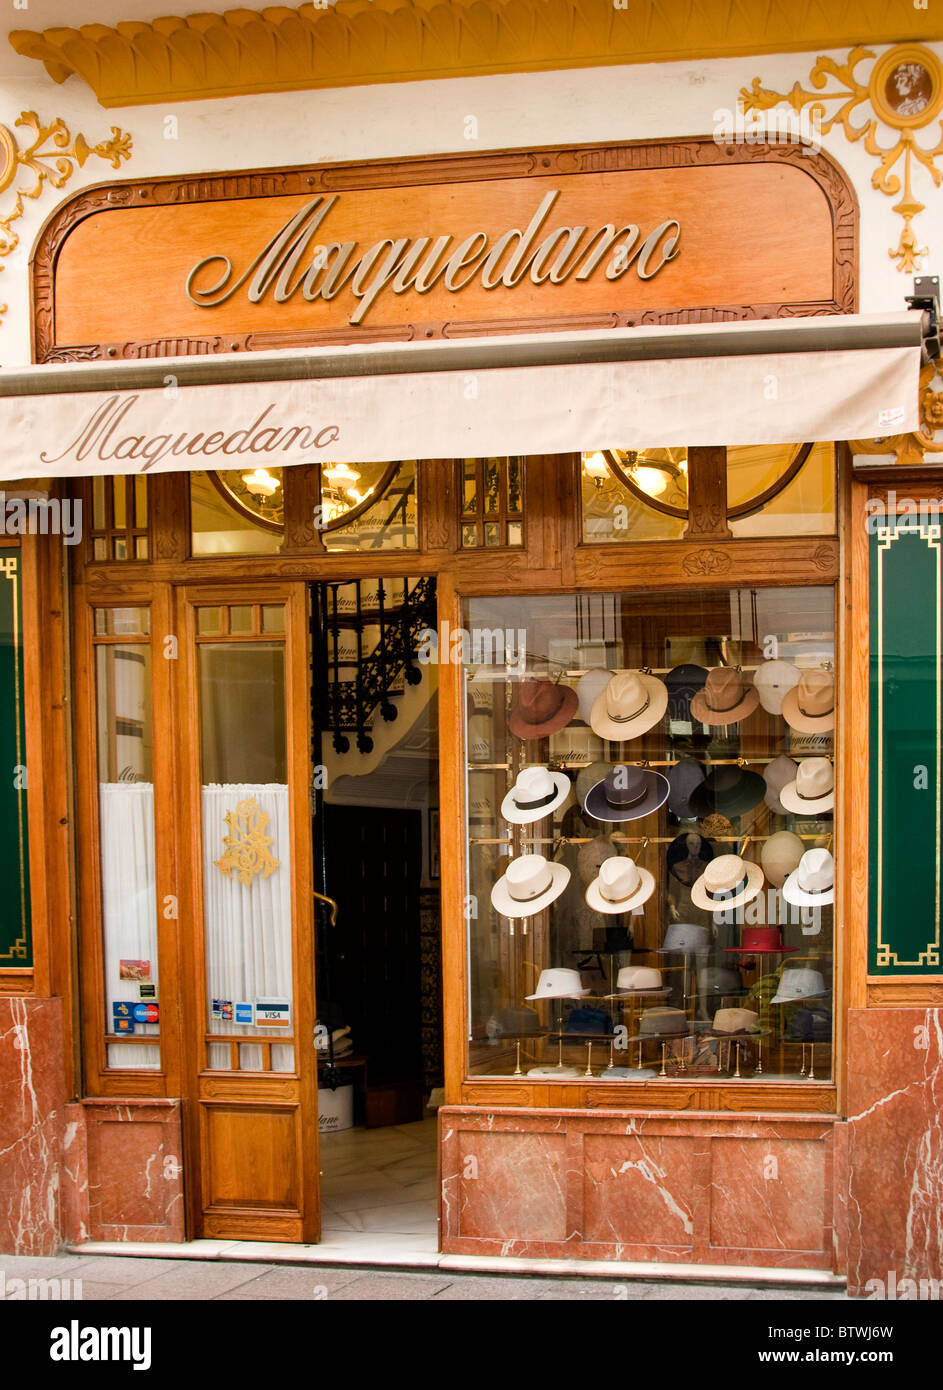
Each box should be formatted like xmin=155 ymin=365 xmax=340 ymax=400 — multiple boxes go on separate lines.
xmin=724 ymin=926 xmax=798 ymax=955
xmin=508 ymin=678 xmax=578 ymax=739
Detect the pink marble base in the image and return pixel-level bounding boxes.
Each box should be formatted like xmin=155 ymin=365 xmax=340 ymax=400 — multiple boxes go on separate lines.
xmin=440 ymin=1107 xmax=837 ymax=1269
xmin=0 ymin=997 xmax=66 ymax=1255
xmin=83 ymin=1100 xmax=185 ymax=1243
xmin=845 ymin=1007 xmax=943 ymax=1297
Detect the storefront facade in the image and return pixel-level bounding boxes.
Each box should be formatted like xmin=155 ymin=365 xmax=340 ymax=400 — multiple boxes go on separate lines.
xmin=0 ymin=3 xmax=941 ymax=1295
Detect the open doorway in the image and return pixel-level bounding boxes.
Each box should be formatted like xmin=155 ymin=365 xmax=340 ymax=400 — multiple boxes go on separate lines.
xmin=310 ymin=578 xmax=441 ymax=1255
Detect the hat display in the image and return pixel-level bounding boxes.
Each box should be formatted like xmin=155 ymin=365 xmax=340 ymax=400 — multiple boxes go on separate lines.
xmin=658 ymin=921 xmax=712 ymax=954
xmin=664 ymin=664 xmax=709 ymax=723
xmin=616 ymin=966 xmax=664 ymax=991
xmin=577 ymin=834 xmax=619 ymax=885
xmin=576 ymin=669 xmax=613 ymax=726
xmin=500 ymin=765 xmax=571 ymax=825
xmin=585 ymin=856 xmax=655 ymax=914
xmin=786 ymin=1006 xmax=833 ymax=1041
xmin=780 ymin=758 xmax=835 ymax=815
xmin=525 ymin=967 xmax=588 ymax=1001
xmin=691 ymin=854 xmax=764 ymax=913
xmin=689 ymin=668 xmax=759 ymax=726
xmin=724 ymin=926 xmax=798 ymax=955
xmin=699 ymin=965 xmax=743 ymax=996
xmin=781 ymin=669 xmax=835 ymax=734
xmin=782 ymin=848 xmax=835 ymax=907
xmin=508 ymin=677 xmax=578 ymax=740
xmin=590 ymin=670 xmax=668 ymax=741
xmin=689 ymin=764 xmax=766 ymax=819
xmin=638 ymin=1008 xmax=689 ymax=1036
xmin=770 ymin=967 xmax=830 ymax=1004
xmin=764 ymin=755 xmax=799 ymax=816
xmin=666 ymin=830 xmax=715 ymax=887
xmin=491 ymin=854 xmax=571 ymax=918
xmin=760 ymin=830 xmax=806 ymax=888
xmin=667 ymin=757 xmax=707 ymax=818
xmin=583 ymin=764 xmax=670 ymax=823
xmin=753 ymin=659 xmax=801 ymax=716
xmin=710 ymin=1007 xmax=760 ymax=1035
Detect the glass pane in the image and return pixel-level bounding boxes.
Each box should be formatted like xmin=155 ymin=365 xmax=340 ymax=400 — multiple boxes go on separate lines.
xmin=326 ymin=461 xmax=418 ymax=553
xmin=93 ymin=539 xmax=107 ymax=561
xmin=463 ymin=461 xmax=478 ymax=514
xmin=135 ymin=536 xmax=149 ymax=560
xmin=507 ymin=458 xmax=523 ymax=514
xmin=581 ymin=452 xmax=687 ymax=543
xmin=94 ymin=610 xmax=108 ymax=636
xmin=507 ymin=522 xmax=523 ymax=548
xmin=198 ymin=637 xmax=291 ymax=1052
xmin=97 ymin=607 xmax=149 ymax=638
xmin=484 ymin=523 xmax=500 ymax=547
xmin=261 ymin=605 xmax=285 ymax=634
xmin=190 ymin=471 xmax=282 ymax=557
xmin=93 ymin=476 xmax=106 ymax=531
xmin=728 ymin=443 xmax=836 ymax=538
xmin=229 ymin=605 xmax=253 ymax=634
xmin=197 ymin=607 xmax=222 ymax=635
xmin=134 ymin=475 xmax=148 ymax=527
xmin=484 ymin=459 xmax=500 ymax=513
xmin=462 ymin=524 xmax=479 ymax=549
xmin=113 ymin=537 xmax=127 ymax=561
xmin=463 ymin=587 xmax=836 ymax=1087
xmin=95 ymin=632 xmax=159 ymax=1070
xmin=112 ymin=477 xmax=127 ymax=529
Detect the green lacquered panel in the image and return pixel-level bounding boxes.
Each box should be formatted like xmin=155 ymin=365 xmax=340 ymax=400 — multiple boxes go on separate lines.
xmin=869 ymin=525 xmax=941 ymax=974
xmin=0 ymin=547 xmax=31 ymax=967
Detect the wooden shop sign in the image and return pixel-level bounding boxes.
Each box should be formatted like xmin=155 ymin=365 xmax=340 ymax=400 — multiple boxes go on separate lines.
xmin=38 ymin=140 xmax=855 ymax=361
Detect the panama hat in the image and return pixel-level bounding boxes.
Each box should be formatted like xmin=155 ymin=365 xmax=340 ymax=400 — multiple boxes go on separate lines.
xmin=616 ymin=965 xmax=663 ymax=991
xmin=667 ymin=757 xmax=706 ymax=817
xmin=708 ymin=1007 xmax=760 ymax=1035
xmin=500 ymin=765 xmax=571 ymax=825
xmin=760 ymin=830 xmax=806 ymax=888
xmin=657 ymin=921 xmax=713 ymax=955
xmin=585 ymin=856 xmax=655 ymax=914
xmin=690 ymin=668 xmax=759 ymax=726
xmin=782 ymin=848 xmax=835 ymax=907
xmin=689 ymin=764 xmax=766 ymax=819
xmin=583 ymin=764 xmax=670 ymax=822
xmin=491 ymin=854 xmax=571 ymax=918
xmin=525 ymin=966 xmax=588 ymax=1001
xmin=753 ymin=659 xmax=801 ymax=716
xmin=577 ymin=834 xmax=618 ymax=885
xmin=666 ymin=830 xmax=715 ymax=886
xmin=590 ymin=670 xmax=668 ymax=741
xmin=764 ymin=755 xmax=799 ymax=815
xmin=691 ymin=853 xmax=764 ymax=912
xmin=576 ymin=668 xmax=613 ymax=726
xmin=724 ymin=925 xmax=798 ymax=956
xmin=771 ymin=966 xmax=830 ymax=1004
xmin=781 ymin=669 xmax=835 ymax=734
xmin=664 ymin=664 xmax=709 ymax=723
xmin=780 ymin=758 xmax=834 ymax=815
xmin=508 ymin=677 xmax=578 ymax=739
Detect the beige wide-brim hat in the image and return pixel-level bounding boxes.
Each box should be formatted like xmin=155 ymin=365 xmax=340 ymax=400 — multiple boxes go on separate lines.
xmin=691 ymin=853 xmax=765 ymax=912
xmin=690 ymin=667 xmax=759 ymax=726
xmin=590 ymin=670 xmax=668 ymax=741
xmin=780 ymin=757 xmax=835 ymax=815
xmin=525 ymin=967 xmax=588 ymax=1001
xmin=500 ymin=766 xmax=571 ymax=825
xmin=491 ymin=854 xmax=571 ymax=919
xmin=585 ymin=856 xmax=655 ymax=915
xmin=782 ymin=848 xmax=835 ymax=907
xmin=764 ymin=755 xmax=799 ymax=815
xmin=760 ymin=830 xmax=806 ymax=888
xmin=781 ymin=669 xmax=836 ymax=733
xmin=753 ymin=660 xmax=801 ymax=716
xmin=576 ymin=669 xmax=613 ymax=726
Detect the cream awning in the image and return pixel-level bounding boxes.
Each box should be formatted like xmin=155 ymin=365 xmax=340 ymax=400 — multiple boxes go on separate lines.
xmin=0 ymin=312 xmax=924 ymax=481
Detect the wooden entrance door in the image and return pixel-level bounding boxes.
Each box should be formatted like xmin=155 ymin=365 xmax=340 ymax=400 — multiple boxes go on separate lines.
xmin=178 ymin=583 xmax=320 ymax=1243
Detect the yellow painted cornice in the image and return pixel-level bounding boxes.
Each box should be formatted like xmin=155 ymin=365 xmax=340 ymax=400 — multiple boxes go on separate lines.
xmin=9 ymin=0 xmax=943 ymax=108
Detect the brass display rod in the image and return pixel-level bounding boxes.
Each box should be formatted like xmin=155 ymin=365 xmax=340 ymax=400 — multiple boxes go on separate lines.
xmin=472 ymin=831 xmax=831 ymax=846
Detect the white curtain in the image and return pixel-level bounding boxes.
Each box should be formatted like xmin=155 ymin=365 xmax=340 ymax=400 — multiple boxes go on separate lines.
xmin=100 ymin=782 xmax=159 ymax=1070
xmin=202 ymin=784 xmax=293 ymax=1071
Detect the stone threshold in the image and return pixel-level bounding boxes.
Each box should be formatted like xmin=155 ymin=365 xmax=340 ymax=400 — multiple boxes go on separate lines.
xmin=66 ymin=1239 xmax=846 ymax=1288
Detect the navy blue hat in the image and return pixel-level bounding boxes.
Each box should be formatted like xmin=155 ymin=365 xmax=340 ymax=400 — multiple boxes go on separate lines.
xmin=664 ymin=664 xmax=709 ymax=723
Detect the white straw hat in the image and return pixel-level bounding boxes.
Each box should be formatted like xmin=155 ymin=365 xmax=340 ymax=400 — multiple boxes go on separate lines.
xmin=616 ymin=965 xmax=663 ymax=991
xmin=760 ymin=830 xmax=806 ymax=888
xmin=584 ymin=856 xmax=655 ymax=915
xmin=753 ymin=659 xmax=801 ymax=715
xmin=691 ymin=854 xmax=764 ymax=913
xmin=576 ymin=669 xmax=614 ymax=726
xmin=782 ymin=848 xmax=835 ymax=907
xmin=590 ymin=670 xmax=668 ymax=741
xmin=490 ymin=854 xmax=571 ymax=919
xmin=771 ymin=966 xmax=830 ymax=1004
xmin=525 ymin=967 xmax=588 ymax=1001
xmin=780 ymin=758 xmax=834 ymax=815
xmin=500 ymin=765 xmax=571 ymax=825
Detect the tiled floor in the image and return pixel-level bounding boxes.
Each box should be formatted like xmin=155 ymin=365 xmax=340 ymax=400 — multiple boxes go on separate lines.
xmin=319 ymin=1118 xmax=438 ymax=1243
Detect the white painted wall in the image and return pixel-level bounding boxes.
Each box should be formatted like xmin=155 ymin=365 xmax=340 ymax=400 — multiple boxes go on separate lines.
xmin=2 ymin=44 xmax=942 ymax=364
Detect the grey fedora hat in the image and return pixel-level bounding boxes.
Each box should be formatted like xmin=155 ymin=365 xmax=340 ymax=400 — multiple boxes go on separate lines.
xmin=583 ymin=764 xmax=670 ymax=823
xmin=667 ymin=757 xmax=706 ymax=818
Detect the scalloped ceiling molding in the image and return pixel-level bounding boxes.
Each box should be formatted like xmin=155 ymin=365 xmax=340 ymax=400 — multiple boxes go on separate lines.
xmin=9 ymin=1 xmax=943 ymax=108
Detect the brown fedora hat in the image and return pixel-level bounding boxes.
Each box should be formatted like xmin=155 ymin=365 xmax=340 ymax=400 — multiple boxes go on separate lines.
xmin=508 ymin=678 xmax=578 ymax=739
xmin=690 ymin=668 xmax=759 ymax=727
xmin=781 ymin=669 xmax=835 ymax=734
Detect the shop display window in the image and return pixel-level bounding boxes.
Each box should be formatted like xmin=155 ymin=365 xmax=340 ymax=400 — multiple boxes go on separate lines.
xmin=464 ymin=586 xmax=836 ymax=1087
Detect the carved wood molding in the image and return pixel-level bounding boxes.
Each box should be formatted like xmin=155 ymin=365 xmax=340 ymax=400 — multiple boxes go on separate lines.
xmin=32 ymin=137 xmax=857 ymax=364
xmin=10 ymin=1 xmax=940 ymax=108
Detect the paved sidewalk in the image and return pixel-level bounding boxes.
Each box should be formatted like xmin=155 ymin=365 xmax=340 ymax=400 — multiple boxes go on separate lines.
xmin=1 ymin=1254 xmax=848 ymax=1301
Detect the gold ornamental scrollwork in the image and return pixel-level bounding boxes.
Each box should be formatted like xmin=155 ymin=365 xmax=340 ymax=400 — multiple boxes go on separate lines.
xmin=0 ymin=110 xmax=132 ymax=321
xmin=215 ymin=797 xmax=281 ymax=886
xmin=741 ymin=44 xmax=943 ymax=273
